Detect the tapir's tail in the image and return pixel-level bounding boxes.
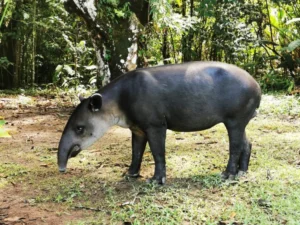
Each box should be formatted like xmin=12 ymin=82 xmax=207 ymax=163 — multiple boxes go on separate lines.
xmin=251 ymin=96 xmax=261 ymax=119
xmin=252 ymin=110 xmax=258 ymax=118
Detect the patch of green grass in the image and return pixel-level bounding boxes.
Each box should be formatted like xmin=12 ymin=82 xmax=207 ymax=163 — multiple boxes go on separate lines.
xmin=0 ymin=163 xmax=28 ymax=187
xmin=68 ymin=94 xmax=300 ymax=224
xmin=29 ymin=172 xmax=86 ymax=204
xmin=1 ymin=94 xmax=300 ymax=224
xmin=260 ymin=94 xmax=300 ymax=118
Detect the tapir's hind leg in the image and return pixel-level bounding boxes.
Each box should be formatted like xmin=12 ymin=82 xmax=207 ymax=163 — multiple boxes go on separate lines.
xmin=239 ymin=138 xmax=252 ymax=173
xmin=146 ymin=127 xmax=167 ymax=184
xmin=127 ymin=132 xmax=147 ymax=177
xmin=223 ymin=121 xmax=251 ymax=179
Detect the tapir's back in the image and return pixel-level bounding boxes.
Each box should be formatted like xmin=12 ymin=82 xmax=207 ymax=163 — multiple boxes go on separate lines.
xmin=111 ymin=61 xmax=261 ymax=131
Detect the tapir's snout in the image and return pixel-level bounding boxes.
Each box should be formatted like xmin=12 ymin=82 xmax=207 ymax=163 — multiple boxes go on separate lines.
xmin=57 ymin=131 xmax=82 ymax=173
xmin=59 ymin=167 xmax=66 ymax=173
xmin=57 ymin=145 xmax=69 ymax=173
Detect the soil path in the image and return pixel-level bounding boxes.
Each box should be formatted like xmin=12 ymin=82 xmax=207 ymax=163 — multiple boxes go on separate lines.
xmin=0 ymin=97 xmax=86 ymax=225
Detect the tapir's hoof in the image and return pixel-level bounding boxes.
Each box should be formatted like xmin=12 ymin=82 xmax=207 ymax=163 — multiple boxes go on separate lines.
xmin=221 ymin=171 xmax=237 ymax=180
xmin=221 ymin=170 xmax=247 ymax=180
xmin=146 ymin=176 xmax=166 ymax=185
xmin=221 ymin=171 xmax=230 ymax=180
xmin=237 ymin=170 xmax=247 ymax=178
xmin=125 ymin=172 xmax=140 ymax=178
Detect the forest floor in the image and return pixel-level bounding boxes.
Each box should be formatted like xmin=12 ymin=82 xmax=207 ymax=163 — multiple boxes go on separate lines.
xmin=0 ymin=92 xmax=300 ymax=225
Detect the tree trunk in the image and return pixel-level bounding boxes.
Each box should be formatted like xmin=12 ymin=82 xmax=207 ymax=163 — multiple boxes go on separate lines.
xmin=13 ymin=40 xmax=21 ymax=88
xmin=63 ymin=0 xmax=149 ymax=86
xmin=32 ymin=0 xmax=36 ymax=86
xmin=181 ymin=0 xmax=194 ymax=62
xmin=0 ymin=2 xmax=23 ymax=89
xmin=162 ymin=28 xmax=170 ymax=64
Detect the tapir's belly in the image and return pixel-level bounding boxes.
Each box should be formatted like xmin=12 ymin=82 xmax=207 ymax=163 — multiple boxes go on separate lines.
xmin=166 ymin=114 xmax=223 ymax=132
xmin=162 ymin=102 xmax=224 ymax=132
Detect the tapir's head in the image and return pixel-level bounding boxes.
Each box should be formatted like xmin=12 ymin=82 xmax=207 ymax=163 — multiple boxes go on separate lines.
xmin=58 ymin=93 xmax=111 ymax=172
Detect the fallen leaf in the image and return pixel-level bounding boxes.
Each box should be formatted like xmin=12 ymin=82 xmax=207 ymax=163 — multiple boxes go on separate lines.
xmin=218 ymin=221 xmax=243 ymax=225
xmin=4 ymin=216 xmax=25 ymax=222
xmin=230 ymin=211 xmax=236 ymax=219
xmin=175 ymin=137 xmax=184 ymax=140
xmin=120 ymin=201 xmax=132 ymax=207
xmin=40 ymin=164 xmax=49 ymax=167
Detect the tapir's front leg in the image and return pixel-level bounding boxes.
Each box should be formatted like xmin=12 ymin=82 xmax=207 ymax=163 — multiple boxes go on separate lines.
xmin=127 ymin=132 xmax=147 ymax=177
xmin=146 ymin=127 xmax=167 ymax=184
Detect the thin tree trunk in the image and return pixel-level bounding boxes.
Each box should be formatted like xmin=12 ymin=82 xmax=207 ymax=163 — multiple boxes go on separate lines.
xmin=181 ymin=0 xmax=187 ymax=62
xmin=188 ymin=0 xmax=194 ymax=61
xmin=13 ymin=40 xmax=21 ymax=88
xmin=162 ymin=28 xmax=170 ymax=64
xmin=32 ymin=0 xmax=36 ymax=86
xmin=170 ymin=29 xmax=177 ymax=63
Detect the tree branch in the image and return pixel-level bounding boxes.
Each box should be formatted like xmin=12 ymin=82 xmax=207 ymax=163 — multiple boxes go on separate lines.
xmin=63 ymin=0 xmax=108 ymax=42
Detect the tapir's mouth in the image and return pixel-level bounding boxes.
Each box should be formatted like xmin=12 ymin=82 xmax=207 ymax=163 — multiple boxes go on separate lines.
xmin=70 ymin=144 xmax=81 ymax=158
xmin=58 ymin=145 xmax=82 ymax=173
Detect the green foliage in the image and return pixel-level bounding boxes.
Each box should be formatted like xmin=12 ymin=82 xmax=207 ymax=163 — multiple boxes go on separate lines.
xmin=53 ymin=181 xmax=83 ymax=203
xmin=1 ymin=0 xmax=300 ymax=91
xmin=285 ymin=39 xmax=300 ymax=52
xmin=261 ymin=70 xmax=295 ymax=92
xmin=114 ymin=2 xmax=131 ymax=18
xmin=0 ymin=0 xmax=12 ymax=27
xmin=0 ymin=57 xmax=13 ymax=69
xmin=0 ymin=119 xmax=11 ymax=138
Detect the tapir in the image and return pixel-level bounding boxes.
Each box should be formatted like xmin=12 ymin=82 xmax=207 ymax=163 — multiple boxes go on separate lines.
xmin=57 ymin=61 xmax=261 ymax=184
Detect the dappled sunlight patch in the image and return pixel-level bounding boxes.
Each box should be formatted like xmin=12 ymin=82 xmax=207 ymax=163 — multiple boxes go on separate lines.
xmin=166 ymin=125 xmax=229 ymax=180
xmin=230 ymin=179 xmax=300 ymax=224
xmin=167 ymin=152 xmax=227 ymax=180
xmin=253 ymin=165 xmax=300 ymax=184
xmin=260 ymin=94 xmax=300 ymax=118
xmin=251 ymin=133 xmax=300 ymax=172
xmin=256 ymin=118 xmax=300 ymax=133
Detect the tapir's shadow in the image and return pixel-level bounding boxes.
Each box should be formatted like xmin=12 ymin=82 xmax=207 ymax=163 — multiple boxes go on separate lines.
xmin=120 ymin=173 xmax=228 ymax=191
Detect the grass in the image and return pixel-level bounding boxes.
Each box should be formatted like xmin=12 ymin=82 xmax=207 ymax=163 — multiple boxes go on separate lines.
xmin=0 ymin=163 xmax=28 ymax=188
xmin=1 ymin=93 xmax=300 ymax=224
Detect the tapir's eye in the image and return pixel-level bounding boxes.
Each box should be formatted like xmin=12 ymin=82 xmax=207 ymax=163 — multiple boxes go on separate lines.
xmin=76 ymin=126 xmax=85 ymax=135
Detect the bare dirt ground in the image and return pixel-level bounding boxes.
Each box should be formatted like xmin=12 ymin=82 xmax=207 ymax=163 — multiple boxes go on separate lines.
xmin=0 ymin=97 xmax=84 ymax=225
xmin=0 ymin=95 xmax=144 ymax=225
xmin=1 ymin=94 xmax=300 ymax=225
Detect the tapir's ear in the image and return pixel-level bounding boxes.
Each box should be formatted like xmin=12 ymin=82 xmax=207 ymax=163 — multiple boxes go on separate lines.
xmin=89 ymin=93 xmax=102 ymax=112
xmin=78 ymin=95 xmax=85 ymax=102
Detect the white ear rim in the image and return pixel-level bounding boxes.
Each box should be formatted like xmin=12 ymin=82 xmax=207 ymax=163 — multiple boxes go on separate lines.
xmin=78 ymin=94 xmax=85 ymax=102
xmin=90 ymin=93 xmax=102 ymax=112
xmin=90 ymin=93 xmax=102 ymax=98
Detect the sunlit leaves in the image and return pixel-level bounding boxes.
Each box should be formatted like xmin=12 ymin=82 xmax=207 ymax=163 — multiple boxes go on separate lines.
xmin=287 ymin=39 xmax=300 ymax=52
xmin=286 ymin=18 xmax=300 ymax=25
xmin=150 ymin=0 xmax=198 ymax=32
xmin=0 ymin=119 xmax=11 ymax=138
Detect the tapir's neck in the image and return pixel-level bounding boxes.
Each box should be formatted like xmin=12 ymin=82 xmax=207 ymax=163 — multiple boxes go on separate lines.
xmin=99 ymin=81 xmax=130 ymax=129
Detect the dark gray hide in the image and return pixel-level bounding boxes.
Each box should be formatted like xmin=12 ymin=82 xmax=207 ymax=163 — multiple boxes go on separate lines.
xmin=58 ymin=61 xmax=261 ymax=184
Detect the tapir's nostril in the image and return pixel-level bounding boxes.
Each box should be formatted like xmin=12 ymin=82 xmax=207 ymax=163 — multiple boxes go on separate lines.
xmin=59 ymin=167 xmax=66 ymax=173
